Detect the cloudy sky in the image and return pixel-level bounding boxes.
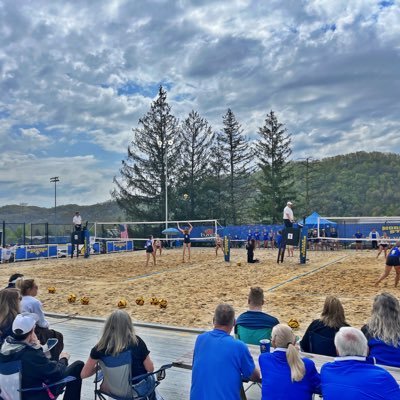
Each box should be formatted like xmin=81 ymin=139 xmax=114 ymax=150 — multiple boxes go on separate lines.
xmin=0 ymin=0 xmax=399 ymax=207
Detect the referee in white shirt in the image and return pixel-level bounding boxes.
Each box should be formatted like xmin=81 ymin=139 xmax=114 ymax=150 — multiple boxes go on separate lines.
xmin=73 ymin=211 xmax=82 ymax=231
xmin=283 ymin=201 xmax=294 ymax=228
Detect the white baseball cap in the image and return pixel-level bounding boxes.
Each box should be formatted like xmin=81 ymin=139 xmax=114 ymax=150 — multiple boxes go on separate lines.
xmin=12 ymin=313 xmax=39 ymax=335
xmin=287 ymin=201 xmax=293 ymax=205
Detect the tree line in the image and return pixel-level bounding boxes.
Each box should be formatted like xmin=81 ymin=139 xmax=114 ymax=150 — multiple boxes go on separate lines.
xmin=112 ymin=86 xmax=292 ymax=224
xmin=112 ymin=87 xmax=400 ymax=224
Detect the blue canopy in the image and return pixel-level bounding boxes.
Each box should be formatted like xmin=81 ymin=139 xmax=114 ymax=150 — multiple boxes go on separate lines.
xmin=161 ymin=227 xmax=180 ymax=235
xmin=303 ymin=212 xmax=336 ymax=227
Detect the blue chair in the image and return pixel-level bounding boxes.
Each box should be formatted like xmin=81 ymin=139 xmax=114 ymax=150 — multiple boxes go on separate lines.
xmin=94 ymin=350 xmax=172 ymax=400
xmin=0 ymin=359 xmax=75 ymax=400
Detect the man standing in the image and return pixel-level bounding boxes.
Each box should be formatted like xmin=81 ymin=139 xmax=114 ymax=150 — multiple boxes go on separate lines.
xmin=283 ymin=201 xmax=294 ymax=228
xmin=321 ymin=327 xmax=400 ymax=399
xmin=72 ymin=211 xmax=82 ymax=231
xmin=369 ymin=228 xmax=380 ymax=250
xmin=235 ymin=287 xmax=279 ymax=345
xmin=190 ymin=304 xmax=260 ymax=400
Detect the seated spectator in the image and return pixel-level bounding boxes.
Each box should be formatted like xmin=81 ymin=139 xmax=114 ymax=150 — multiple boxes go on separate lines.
xmin=81 ymin=310 xmax=156 ymax=399
xmin=190 ymin=304 xmax=260 ymax=400
xmin=259 ymin=324 xmax=321 ymax=400
xmin=246 ymin=239 xmax=259 ymax=263
xmin=235 ymin=287 xmax=279 ymax=345
xmin=6 ymin=273 xmax=24 ymax=289
xmin=361 ymin=292 xmax=400 ymax=367
xmin=0 ymin=313 xmax=83 ymax=400
xmin=0 ymin=288 xmax=20 ymax=344
xmin=17 ymin=278 xmax=64 ymax=360
xmin=321 ymin=327 xmax=400 ymax=399
xmin=300 ymin=295 xmax=349 ymax=356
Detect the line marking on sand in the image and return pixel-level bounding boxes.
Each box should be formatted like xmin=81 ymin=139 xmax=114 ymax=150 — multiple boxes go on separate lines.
xmin=267 ymin=255 xmax=351 ymax=292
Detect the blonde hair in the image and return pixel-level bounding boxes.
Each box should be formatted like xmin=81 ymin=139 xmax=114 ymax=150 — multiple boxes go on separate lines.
xmin=320 ymin=295 xmax=347 ymax=328
xmin=16 ymin=278 xmax=36 ymax=296
xmin=367 ymin=292 xmax=400 ymax=347
xmin=96 ymin=310 xmax=138 ymax=356
xmin=271 ymin=324 xmax=305 ymax=382
xmin=0 ymin=289 xmax=20 ymax=330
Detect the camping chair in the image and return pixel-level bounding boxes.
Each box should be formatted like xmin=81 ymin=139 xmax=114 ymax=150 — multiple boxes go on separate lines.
xmin=235 ymin=325 xmax=271 ymax=394
xmin=309 ymin=331 xmax=337 ymax=357
xmin=235 ymin=324 xmax=272 ymax=346
xmin=94 ymin=349 xmax=172 ymax=400
xmin=0 ymin=359 xmax=75 ymax=400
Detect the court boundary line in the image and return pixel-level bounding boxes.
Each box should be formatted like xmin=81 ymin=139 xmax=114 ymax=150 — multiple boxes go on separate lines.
xmin=267 ymin=255 xmax=351 ymax=292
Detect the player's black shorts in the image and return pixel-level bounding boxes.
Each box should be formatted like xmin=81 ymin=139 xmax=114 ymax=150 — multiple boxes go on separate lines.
xmin=386 ymin=256 xmax=400 ymax=266
xmin=146 ymin=248 xmax=153 ymax=253
xmin=380 ymin=244 xmax=389 ymax=248
xmin=184 ymin=239 xmax=191 ymax=244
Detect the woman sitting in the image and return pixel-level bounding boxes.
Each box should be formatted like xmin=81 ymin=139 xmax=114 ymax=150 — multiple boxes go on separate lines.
xmin=81 ymin=310 xmax=155 ymax=399
xmin=0 ymin=288 xmax=20 ymax=344
xmin=259 ymin=324 xmax=320 ymax=400
xmin=17 ymin=278 xmax=64 ymax=360
xmin=246 ymin=239 xmax=259 ymax=263
xmin=361 ymin=292 xmax=400 ymax=367
xmin=300 ymin=295 xmax=349 ymax=356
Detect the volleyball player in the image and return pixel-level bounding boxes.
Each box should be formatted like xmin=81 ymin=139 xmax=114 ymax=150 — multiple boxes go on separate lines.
xmin=375 ymin=241 xmax=400 ymax=287
xmin=254 ymin=229 xmax=261 ymax=248
xmin=177 ymin=222 xmax=193 ymax=262
xmin=154 ymin=238 xmax=162 ymax=256
xmin=215 ymin=234 xmax=223 ymax=256
xmin=144 ymin=236 xmax=156 ymax=267
xmin=377 ymin=233 xmax=390 ymax=259
xmin=263 ymin=229 xmax=268 ymax=249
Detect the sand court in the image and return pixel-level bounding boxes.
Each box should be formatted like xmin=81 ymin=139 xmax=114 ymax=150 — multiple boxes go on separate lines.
xmin=1 ymin=248 xmax=398 ymax=335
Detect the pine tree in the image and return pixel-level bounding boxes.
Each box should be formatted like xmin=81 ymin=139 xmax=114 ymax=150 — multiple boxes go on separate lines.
xmin=176 ymin=110 xmax=214 ymax=219
xmin=219 ymin=109 xmax=253 ymax=224
xmin=112 ymin=87 xmax=179 ymax=221
xmin=256 ymin=110 xmax=293 ymax=223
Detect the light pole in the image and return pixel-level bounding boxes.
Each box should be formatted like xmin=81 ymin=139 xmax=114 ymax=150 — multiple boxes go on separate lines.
xmin=50 ymin=177 xmax=60 ymax=224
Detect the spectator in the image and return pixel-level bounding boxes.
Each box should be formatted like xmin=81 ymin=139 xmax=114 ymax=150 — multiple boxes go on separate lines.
xmin=321 ymin=327 xmax=400 ymax=399
xmin=246 ymin=239 xmax=259 ymax=263
xmin=300 ymin=296 xmax=349 ymax=356
xmin=190 ymin=304 xmax=260 ymax=400
xmin=17 ymin=278 xmax=64 ymax=360
xmin=361 ymin=292 xmax=400 ymax=367
xmin=0 ymin=288 xmax=20 ymax=344
xmin=73 ymin=211 xmax=82 ymax=231
xmin=0 ymin=313 xmax=83 ymax=400
xmin=369 ymin=228 xmax=380 ymax=250
xmin=6 ymin=273 xmax=24 ymax=289
xmin=1 ymin=245 xmax=13 ymax=263
xmin=259 ymin=324 xmax=321 ymax=400
xmin=81 ymin=310 xmax=155 ymax=399
xmin=235 ymin=287 xmax=279 ymax=345
xmin=354 ymin=230 xmax=363 ymax=250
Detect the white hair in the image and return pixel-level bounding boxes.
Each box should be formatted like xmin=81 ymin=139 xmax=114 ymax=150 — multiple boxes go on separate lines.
xmin=334 ymin=327 xmax=368 ymax=357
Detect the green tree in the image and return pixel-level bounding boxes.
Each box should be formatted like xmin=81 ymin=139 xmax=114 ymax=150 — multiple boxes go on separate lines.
xmin=256 ymin=110 xmax=293 ymax=223
xmin=176 ymin=110 xmax=215 ymax=219
xmin=112 ymin=86 xmax=179 ymax=221
xmin=219 ymin=109 xmax=253 ymax=224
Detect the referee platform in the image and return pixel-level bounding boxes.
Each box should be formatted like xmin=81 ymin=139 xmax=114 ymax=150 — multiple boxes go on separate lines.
xmin=47 ymin=315 xmax=261 ymax=400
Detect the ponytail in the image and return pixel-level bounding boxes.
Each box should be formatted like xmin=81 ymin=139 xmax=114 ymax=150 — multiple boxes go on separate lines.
xmin=286 ymin=343 xmax=305 ymax=382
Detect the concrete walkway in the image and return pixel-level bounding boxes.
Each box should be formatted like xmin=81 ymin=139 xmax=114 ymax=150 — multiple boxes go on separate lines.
xmin=48 ymin=315 xmax=261 ymax=400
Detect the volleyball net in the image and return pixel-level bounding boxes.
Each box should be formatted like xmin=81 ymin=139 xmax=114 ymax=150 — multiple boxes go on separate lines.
xmin=93 ymin=219 xmax=219 ymax=249
xmin=315 ymin=216 xmax=400 ymax=249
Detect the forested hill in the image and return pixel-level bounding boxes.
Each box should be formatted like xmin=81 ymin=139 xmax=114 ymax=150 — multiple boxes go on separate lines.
xmin=1 ymin=151 xmax=399 ymax=224
xmin=0 ymin=201 xmax=126 ymax=223
xmin=293 ymin=151 xmax=400 ymax=217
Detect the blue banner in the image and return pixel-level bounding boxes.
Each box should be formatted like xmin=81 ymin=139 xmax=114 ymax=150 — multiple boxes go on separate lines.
xmin=27 ymin=246 xmax=48 ymax=259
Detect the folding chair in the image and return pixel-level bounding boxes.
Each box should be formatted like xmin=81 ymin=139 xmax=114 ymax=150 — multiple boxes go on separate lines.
xmin=235 ymin=325 xmax=272 ymax=346
xmin=94 ymin=349 xmax=172 ymax=400
xmin=309 ymin=331 xmax=337 ymax=357
xmin=0 ymin=359 xmax=75 ymax=400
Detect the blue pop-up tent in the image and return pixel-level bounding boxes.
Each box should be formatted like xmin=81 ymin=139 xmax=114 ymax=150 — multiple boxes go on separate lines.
xmin=302 ymin=212 xmax=336 ymax=228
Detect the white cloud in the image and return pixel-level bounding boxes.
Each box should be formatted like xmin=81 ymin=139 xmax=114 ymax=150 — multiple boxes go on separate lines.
xmin=0 ymin=0 xmax=399 ymax=206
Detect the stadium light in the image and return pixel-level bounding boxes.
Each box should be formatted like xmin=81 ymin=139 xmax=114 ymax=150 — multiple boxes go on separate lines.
xmin=50 ymin=177 xmax=60 ymax=224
